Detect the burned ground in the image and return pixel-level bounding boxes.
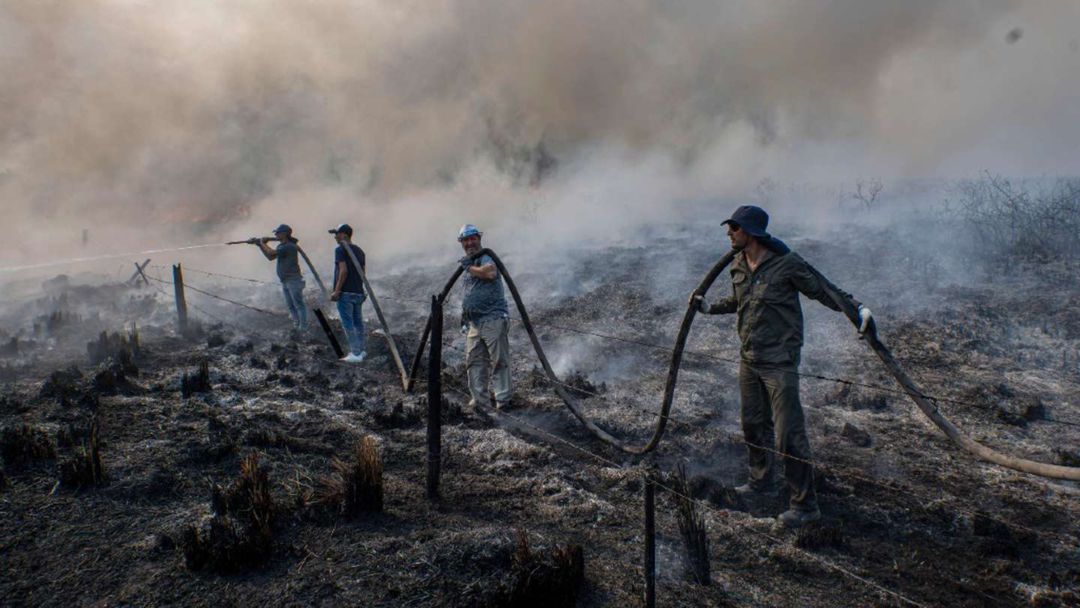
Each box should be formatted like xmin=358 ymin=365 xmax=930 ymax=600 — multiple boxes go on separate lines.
xmin=1 ymin=220 xmax=1078 ymax=607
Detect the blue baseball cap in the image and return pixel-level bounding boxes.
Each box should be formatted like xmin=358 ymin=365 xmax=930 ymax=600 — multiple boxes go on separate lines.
xmin=272 ymin=224 xmax=292 ymax=234
xmin=722 ymin=205 xmax=770 ymax=238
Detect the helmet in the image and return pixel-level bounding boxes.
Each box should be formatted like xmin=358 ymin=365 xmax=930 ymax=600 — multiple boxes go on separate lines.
xmin=457 ymin=224 xmax=482 ymax=241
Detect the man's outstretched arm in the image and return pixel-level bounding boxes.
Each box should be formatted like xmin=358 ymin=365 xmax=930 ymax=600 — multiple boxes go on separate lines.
xmin=790 ymin=256 xmax=874 ymax=335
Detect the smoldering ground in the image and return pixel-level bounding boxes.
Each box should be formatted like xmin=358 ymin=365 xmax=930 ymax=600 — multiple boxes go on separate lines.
xmin=2 ymin=200 xmax=1079 ymax=606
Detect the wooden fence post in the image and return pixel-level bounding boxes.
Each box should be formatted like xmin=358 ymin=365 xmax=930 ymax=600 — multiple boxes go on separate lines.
xmin=644 ymin=466 xmax=657 ymax=608
xmin=313 ymin=308 xmax=345 ymax=358
xmin=172 ymin=264 xmax=188 ymax=335
xmin=426 ymin=295 xmax=443 ymax=501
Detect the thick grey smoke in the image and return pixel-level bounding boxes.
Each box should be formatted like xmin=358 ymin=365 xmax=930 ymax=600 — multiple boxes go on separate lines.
xmin=1 ymin=0 xmax=1078 ymax=269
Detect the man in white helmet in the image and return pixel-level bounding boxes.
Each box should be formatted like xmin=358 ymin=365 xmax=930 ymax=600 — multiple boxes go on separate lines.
xmin=457 ymin=224 xmax=512 ymax=410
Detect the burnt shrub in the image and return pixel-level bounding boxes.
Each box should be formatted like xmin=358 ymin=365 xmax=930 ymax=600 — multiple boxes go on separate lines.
xmin=181 ymin=452 xmax=274 ymax=573
xmin=372 ymin=400 xmax=422 ymax=429
xmin=180 ymin=361 xmax=211 ymax=398
xmin=87 ymin=328 xmax=140 ymax=369
xmin=0 ymin=336 xmax=19 ymax=358
xmin=308 ymin=436 xmax=384 ymax=518
xmin=1 ymin=424 xmax=56 ymax=468
xmin=39 ymin=366 xmax=83 ymax=402
xmin=35 ymin=310 xmax=81 ymax=338
xmin=506 ymin=529 xmax=585 ymax=607
xmin=339 ymin=436 xmax=384 ymax=515
xmin=673 ymin=465 xmax=710 ymax=585
xmin=57 ymin=418 xmax=106 ymax=488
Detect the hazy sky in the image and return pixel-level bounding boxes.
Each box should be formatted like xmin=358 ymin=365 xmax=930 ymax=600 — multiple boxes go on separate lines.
xmin=2 ymin=0 xmax=1078 ymax=265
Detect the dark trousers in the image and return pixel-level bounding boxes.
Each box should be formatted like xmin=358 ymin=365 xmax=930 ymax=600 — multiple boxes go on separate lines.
xmin=739 ymin=360 xmax=818 ymax=511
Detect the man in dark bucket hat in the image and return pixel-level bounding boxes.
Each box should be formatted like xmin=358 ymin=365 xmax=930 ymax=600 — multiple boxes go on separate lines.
xmin=693 ymin=205 xmax=874 ymax=528
xmin=722 ymin=205 xmax=771 ymax=238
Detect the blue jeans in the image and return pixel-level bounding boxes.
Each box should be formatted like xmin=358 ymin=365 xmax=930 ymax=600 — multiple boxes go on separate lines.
xmin=337 ymin=292 xmax=366 ymax=355
xmin=281 ymin=278 xmax=307 ymax=328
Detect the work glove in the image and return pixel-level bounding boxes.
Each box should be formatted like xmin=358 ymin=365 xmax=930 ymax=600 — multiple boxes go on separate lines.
xmin=689 ymin=294 xmax=708 ymax=313
xmin=857 ymin=305 xmax=876 ymax=336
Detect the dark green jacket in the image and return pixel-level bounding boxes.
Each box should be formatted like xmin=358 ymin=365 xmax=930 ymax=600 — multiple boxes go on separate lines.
xmin=703 ymin=249 xmax=860 ymax=365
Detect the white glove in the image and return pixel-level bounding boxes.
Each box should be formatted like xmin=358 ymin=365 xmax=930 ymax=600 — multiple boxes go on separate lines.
xmin=857 ymin=305 xmax=874 ymax=335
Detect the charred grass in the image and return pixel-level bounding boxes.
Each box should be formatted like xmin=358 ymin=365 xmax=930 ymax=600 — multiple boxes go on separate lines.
xmin=1 ymin=227 xmax=1079 ymax=606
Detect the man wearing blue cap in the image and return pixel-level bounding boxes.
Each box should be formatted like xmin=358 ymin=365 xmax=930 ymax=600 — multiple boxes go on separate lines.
xmin=693 ymin=205 xmax=874 ymax=528
xmin=329 ymin=223 xmax=367 ymax=363
xmin=457 ymin=224 xmax=512 ymax=410
xmin=255 ymin=224 xmax=307 ymax=331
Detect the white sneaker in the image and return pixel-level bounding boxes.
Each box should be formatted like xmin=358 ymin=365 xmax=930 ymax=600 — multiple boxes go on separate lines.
xmin=342 ymin=352 xmax=366 ymax=364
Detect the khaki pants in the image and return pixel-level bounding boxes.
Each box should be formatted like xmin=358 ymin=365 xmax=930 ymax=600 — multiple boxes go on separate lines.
xmin=739 ymin=360 xmax=818 ymax=511
xmin=465 ymin=317 xmax=511 ymax=407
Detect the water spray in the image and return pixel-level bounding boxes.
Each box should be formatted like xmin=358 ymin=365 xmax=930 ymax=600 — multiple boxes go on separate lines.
xmin=0 ymin=244 xmax=227 ymax=274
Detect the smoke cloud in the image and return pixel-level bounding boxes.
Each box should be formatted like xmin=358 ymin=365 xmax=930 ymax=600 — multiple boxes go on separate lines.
xmin=2 ymin=0 xmax=1078 ymax=270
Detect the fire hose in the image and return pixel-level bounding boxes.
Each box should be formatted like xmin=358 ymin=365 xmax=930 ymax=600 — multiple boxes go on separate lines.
xmin=811 ymin=268 xmax=1080 ymax=481
xmin=407 ymin=248 xmax=1080 ymax=479
xmin=407 ymin=248 xmax=736 ymax=454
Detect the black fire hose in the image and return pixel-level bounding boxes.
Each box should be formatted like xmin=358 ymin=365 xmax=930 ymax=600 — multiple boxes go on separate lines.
xmin=295 ymin=245 xmax=330 ymax=302
xmin=811 ymin=267 xmax=1080 ymax=481
xmin=406 ymin=248 xmax=738 ymax=455
xmin=408 ymin=248 xmax=1080 ymax=478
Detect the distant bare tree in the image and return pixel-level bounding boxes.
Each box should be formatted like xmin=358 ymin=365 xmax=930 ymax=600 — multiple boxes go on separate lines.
xmin=948 ymin=173 xmax=1080 ymax=263
xmin=851 ymin=178 xmax=884 ymax=210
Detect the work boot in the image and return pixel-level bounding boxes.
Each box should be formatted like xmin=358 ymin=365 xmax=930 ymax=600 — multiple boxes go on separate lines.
xmin=734 ymin=481 xmax=779 ymax=498
xmin=777 ymin=507 xmax=821 ymax=528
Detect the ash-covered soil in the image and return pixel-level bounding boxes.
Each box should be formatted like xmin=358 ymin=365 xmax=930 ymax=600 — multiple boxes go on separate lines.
xmin=2 ymin=220 xmax=1079 ymax=607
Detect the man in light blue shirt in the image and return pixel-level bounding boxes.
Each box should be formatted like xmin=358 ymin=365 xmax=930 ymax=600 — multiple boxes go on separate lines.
xmin=457 ymin=224 xmax=512 ymax=409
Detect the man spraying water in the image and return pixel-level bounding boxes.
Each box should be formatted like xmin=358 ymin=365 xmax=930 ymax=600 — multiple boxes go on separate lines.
xmin=251 ymin=224 xmax=308 ymax=333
